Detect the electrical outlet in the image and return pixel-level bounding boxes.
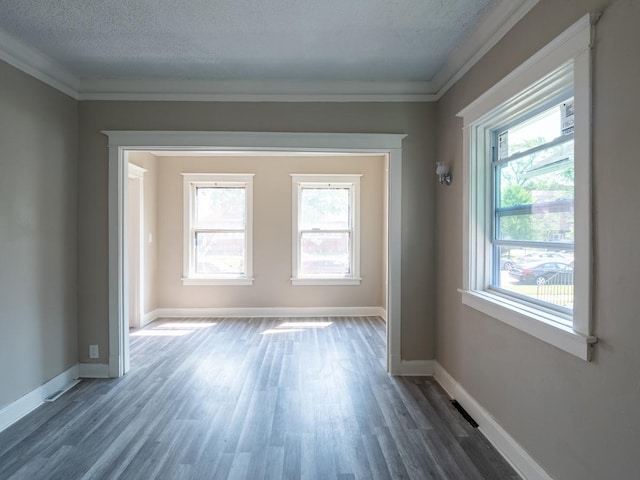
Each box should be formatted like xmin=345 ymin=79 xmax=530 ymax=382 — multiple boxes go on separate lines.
xmin=89 ymin=344 xmax=99 ymax=359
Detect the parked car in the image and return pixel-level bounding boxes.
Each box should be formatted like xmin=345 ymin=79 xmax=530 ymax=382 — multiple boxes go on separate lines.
xmin=509 ymin=261 xmax=574 ymax=285
xmin=500 ymin=257 xmax=517 ymax=271
xmin=516 ymin=252 xmax=569 ymax=264
xmin=501 ymin=251 xmax=570 ymax=271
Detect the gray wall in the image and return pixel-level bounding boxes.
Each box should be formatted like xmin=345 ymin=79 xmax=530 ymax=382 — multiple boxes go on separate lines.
xmin=435 ymin=0 xmax=640 ymax=478
xmin=77 ymin=102 xmax=436 ymax=364
xmin=0 ymin=60 xmax=78 ymax=408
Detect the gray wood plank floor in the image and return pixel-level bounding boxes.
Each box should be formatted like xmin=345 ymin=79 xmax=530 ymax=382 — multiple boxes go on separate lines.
xmin=0 ymin=317 xmax=519 ymax=479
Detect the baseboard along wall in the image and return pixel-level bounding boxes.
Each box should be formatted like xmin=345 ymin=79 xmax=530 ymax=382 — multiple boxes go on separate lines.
xmin=0 ymin=364 xmax=80 ymax=434
xmin=141 ymin=306 xmax=386 ymax=325
xmin=433 ymin=362 xmax=552 ymax=480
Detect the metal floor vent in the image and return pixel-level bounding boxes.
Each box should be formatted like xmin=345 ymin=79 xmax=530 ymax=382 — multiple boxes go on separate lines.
xmin=44 ymin=379 xmax=81 ymax=402
xmin=451 ymin=400 xmax=479 ymax=428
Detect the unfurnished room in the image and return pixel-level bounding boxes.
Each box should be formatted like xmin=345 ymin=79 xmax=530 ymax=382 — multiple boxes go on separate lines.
xmin=0 ymin=1 xmax=639 ymax=479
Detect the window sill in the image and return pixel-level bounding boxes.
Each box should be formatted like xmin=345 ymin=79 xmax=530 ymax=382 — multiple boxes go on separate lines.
xmin=460 ymin=289 xmax=597 ymax=361
xmin=291 ymin=277 xmax=362 ymax=286
xmin=183 ymin=277 xmax=254 ymax=286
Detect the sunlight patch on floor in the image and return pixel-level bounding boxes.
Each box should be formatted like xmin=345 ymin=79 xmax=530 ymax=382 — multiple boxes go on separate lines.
xmin=260 ymin=321 xmax=333 ymax=335
xmin=131 ymin=321 xmax=217 ymax=337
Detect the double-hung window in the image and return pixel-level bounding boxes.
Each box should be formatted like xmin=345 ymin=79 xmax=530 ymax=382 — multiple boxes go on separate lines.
xmin=182 ymin=174 xmax=254 ymax=285
xmin=492 ymin=94 xmax=575 ymax=309
xmin=459 ymin=14 xmax=598 ymax=360
xmin=291 ymin=174 xmax=361 ymax=285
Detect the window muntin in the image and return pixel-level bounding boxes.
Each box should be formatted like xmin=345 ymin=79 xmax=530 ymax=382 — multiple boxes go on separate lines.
xmin=183 ymin=174 xmax=253 ymax=284
xmin=291 ymin=175 xmax=361 ymax=284
xmin=491 ymin=96 xmax=575 ymax=314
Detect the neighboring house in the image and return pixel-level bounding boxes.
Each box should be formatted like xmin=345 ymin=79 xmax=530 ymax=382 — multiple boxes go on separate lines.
xmin=0 ymin=1 xmax=639 ymax=479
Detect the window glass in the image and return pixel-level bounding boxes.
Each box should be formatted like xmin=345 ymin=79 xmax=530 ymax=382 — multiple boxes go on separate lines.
xmin=300 ymin=187 xmax=350 ymax=230
xmin=195 ymin=232 xmax=245 ymax=275
xmin=195 ymin=187 xmax=245 ymax=229
xmin=492 ymin=97 xmax=575 ymax=312
xmin=291 ymin=175 xmax=360 ymax=283
xmin=300 ymin=232 xmax=350 ymax=276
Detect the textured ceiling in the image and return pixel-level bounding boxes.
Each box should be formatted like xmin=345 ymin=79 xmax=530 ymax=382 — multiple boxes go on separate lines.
xmin=0 ymin=0 xmax=497 ymax=83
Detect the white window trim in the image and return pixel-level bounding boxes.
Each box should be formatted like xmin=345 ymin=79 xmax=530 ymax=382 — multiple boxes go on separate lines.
xmin=291 ymin=174 xmax=362 ymax=286
xmin=182 ymin=173 xmax=254 ymax=286
xmin=458 ymin=13 xmax=600 ymax=361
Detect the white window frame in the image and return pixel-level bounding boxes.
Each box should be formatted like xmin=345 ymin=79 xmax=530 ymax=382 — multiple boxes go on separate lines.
xmin=182 ymin=173 xmax=254 ymax=285
xmin=458 ymin=13 xmax=599 ymax=361
xmin=291 ymin=174 xmax=361 ymax=286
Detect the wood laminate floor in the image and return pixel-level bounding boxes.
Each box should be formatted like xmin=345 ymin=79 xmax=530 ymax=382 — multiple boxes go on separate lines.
xmin=0 ymin=317 xmax=519 ymax=479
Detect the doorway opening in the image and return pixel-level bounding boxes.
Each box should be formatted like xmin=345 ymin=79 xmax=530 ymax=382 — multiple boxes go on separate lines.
xmin=106 ymin=131 xmax=405 ymax=377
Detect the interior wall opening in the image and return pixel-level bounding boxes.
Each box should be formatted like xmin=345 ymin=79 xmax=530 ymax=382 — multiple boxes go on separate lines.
xmin=124 ymin=150 xmax=389 ymax=373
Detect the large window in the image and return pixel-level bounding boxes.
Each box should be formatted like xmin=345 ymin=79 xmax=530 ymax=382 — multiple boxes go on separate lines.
xmin=459 ymin=14 xmax=598 ymax=360
xmin=492 ymin=94 xmax=575 ymax=313
xmin=183 ymin=174 xmax=254 ymax=285
xmin=291 ymin=174 xmax=361 ymax=285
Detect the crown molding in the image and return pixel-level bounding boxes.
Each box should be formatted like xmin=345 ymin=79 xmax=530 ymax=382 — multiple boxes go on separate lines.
xmin=77 ymin=79 xmax=437 ymax=102
xmin=0 ymin=28 xmax=79 ymax=99
xmin=0 ymin=0 xmax=538 ymax=102
xmin=432 ymin=0 xmax=540 ymax=100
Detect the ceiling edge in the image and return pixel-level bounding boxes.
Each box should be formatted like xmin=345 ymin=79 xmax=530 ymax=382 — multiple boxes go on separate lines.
xmin=77 ymin=79 xmax=437 ymax=102
xmin=0 ymin=0 xmax=539 ymax=103
xmin=0 ymin=28 xmax=79 ymax=99
xmin=433 ymin=0 xmax=540 ymax=101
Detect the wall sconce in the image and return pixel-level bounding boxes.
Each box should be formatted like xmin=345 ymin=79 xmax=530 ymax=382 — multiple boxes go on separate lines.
xmin=436 ymin=162 xmax=452 ymax=185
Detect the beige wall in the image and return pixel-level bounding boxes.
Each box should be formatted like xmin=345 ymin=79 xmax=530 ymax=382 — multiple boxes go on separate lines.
xmin=435 ymin=0 xmax=640 ymax=478
xmin=78 ymin=102 xmax=437 ymax=363
xmin=153 ymin=154 xmax=384 ymax=308
xmin=0 ymin=60 xmax=78 ymax=408
xmin=129 ymin=152 xmax=159 ymax=315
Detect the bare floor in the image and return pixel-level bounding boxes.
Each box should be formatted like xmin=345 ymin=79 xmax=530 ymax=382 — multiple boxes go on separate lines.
xmin=0 ymin=317 xmax=519 ymax=479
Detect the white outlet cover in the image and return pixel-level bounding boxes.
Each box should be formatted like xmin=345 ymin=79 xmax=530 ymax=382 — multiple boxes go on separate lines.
xmin=89 ymin=345 xmax=99 ymax=359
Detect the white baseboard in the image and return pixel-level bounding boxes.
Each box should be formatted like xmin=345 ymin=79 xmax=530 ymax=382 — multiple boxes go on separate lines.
xmin=79 ymin=363 xmax=110 ymax=379
xmin=140 ymin=309 xmax=159 ymax=327
xmin=394 ymin=359 xmax=436 ymax=376
xmin=152 ymin=306 xmax=386 ymax=319
xmin=433 ymin=362 xmax=552 ymax=480
xmin=0 ymin=364 xmax=79 ymax=434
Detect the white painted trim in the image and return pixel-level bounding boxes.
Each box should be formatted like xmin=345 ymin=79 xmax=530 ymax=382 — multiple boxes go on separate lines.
xmin=461 ymin=290 xmax=596 ymax=361
xmin=0 ymin=1 xmax=537 ymax=102
xmin=104 ymin=131 xmax=404 ymax=378
xmin=141 ymin=309 xmax=160 ymax=327
xmin=182 ymin=278 xmax=255 ymax=286
xmin=182 ymin=173 xmax=254 ymax=284
xmin=433 ymin=362 xmax=552 ymax=480
xmin=291 ymin=278 xmax=362 ymax=286
xmin=0 ymin=365 xmax=79 ymax=433
xmin=103 ymin=131 xmax=406 ymax=150
xmin=127 ymin=163 xmax=145 ymax=330
xmin=0 ymin=28 xmax=79 ymax=98
xmin=152 ymin=306 xmax=386 ymax=319
xmin=127 ymin=163 xmax=146 ymax=178
xmin=433 ymin=0 xmax=539 ymax=100
xmin=79 ymin=363 xmax=110 ymax=379
xmin=458 ymin=12 xmax=599 ymax=122
xmin=80 ymin=92 xmax=438 ymax=103
xmin=290 ymin=174 xmax=361 ymax=284
xmin=394 ymin=360 xmax=436 ymax=376
xmin=457 ymin=13 xmax=599 ymax=361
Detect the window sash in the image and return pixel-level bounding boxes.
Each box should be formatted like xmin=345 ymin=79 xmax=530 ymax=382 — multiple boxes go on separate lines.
xmin=291 ymin=175 xmax=361 ymax=283
xmin=296 ymin=185 xmax=354 ymax=278
xmin=183 ymin=174 xmax=253 ymax=282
